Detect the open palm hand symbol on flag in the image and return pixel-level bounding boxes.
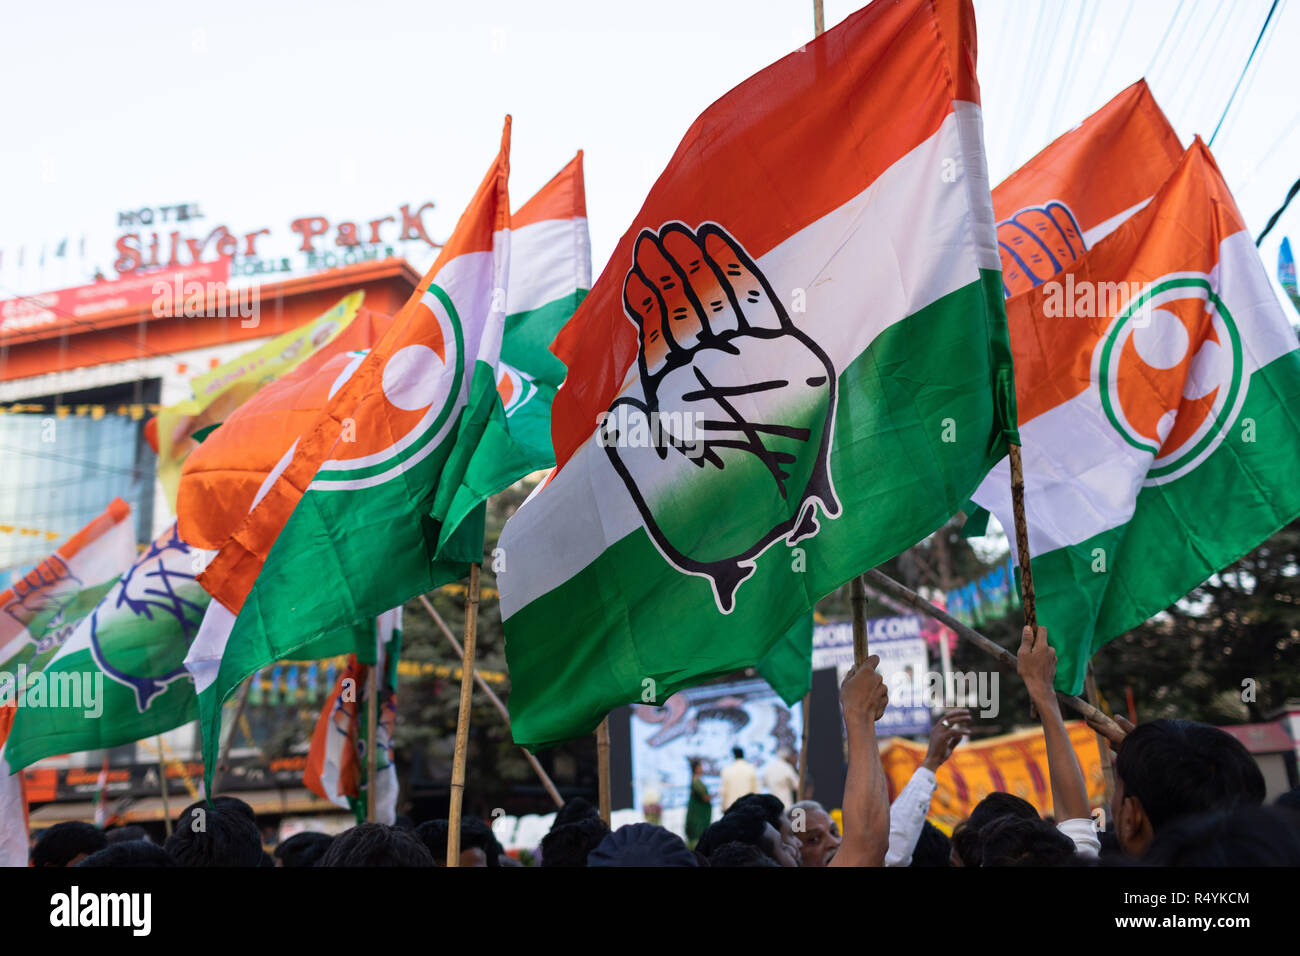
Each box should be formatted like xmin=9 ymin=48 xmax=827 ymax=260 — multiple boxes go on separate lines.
xmin=996 ymin=201 xmax=1087 ymax=296
xmin=600 ymin=222 xmax=840 ymax=612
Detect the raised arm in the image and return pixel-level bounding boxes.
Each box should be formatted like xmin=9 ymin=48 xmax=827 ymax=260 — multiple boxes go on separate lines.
xmin=829 ymin=655 xmax=890 ymax=867
xmin=1017 ymin=626 xmax=1090 ymax=822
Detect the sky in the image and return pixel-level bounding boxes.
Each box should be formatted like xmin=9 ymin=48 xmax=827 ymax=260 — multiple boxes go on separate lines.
xmin=1 ymin=0 xmax=1297 ymax=302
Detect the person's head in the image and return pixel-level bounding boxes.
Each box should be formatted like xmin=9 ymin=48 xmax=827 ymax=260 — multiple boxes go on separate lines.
xmin=950 ymin=792 xmax=1040 ymax=866
xmin=778 ymin=747 xmax=797 ymax=767
xmin=1276 ymin=786 xmax=1300 ymax=815
xmin=31 ymin=821 xmax=108 ymax=867
xmin=587 ymin=823 xmax=698 ymax=867
xmin=274 ymin=831 xmax=335 ymax=868
xmin=104 ymin=825 xmax=152 ymax=845
xmin=318 ymin=823 xmax=434 ymax=867
xmin=689 ymin=758 xmax=703 ymax=778
xmin=707 ymin=841 xmax=781 ymax=867
xmin=553 ymin=797 xmax=599 ymax=830
xmin=788 ymin=800 xmax=840 ymax=867
xmin=415 ymin=820 xmax=451 ymax=865
xmin=728 ymin=792 xmax=785 ymax=824
xmin=75 ymin=840 xmax=176 ymax=867
xmin=731 ymin=746 xmax=745 ymax=761
xmin=729 ymin=793 xmax=800 ymax=863
xmin=978 ymin=816 xmax=1077 ymax=867
xmin=165 ymin=799 xmax=264 ymax=867
xmin=698 ymin=804 xmax=796 ymax=866
xmin=540 ymin=816 xmax=609 ymax=867
xmin=1113 ymin=719 xmax=1266 ymax=857
xmin=459 ymin=816 xmax=501 ymax=868
xmin=209 ymin=795 xmax=258 ymax=822
xmin=909 ymin=820 xmax=953 ymax=867
xmin=1140 ymin=806 xmax=1300 ymax=866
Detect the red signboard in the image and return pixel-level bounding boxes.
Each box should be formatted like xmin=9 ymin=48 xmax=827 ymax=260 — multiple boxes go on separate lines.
xmin=0 ymin=258 xmax=231 ymax=343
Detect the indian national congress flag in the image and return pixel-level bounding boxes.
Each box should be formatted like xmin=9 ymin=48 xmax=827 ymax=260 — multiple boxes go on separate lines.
xmin=971 ymin=139 xmax=1300 ymax=695
xmin=185 ymin=120 xmax=527 ymax=791
xmin=497 ymin=0 xmax=1018 ymax=749
xmin=5 ymin=521 xmax=210 ymax=769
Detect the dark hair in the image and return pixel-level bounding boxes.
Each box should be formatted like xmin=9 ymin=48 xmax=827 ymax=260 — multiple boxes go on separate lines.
xmin=951 ymin=792 xmax=1039 ymax=866
xmin=1141 ymin=806 xmax=1300 ymax=866
xmin=1116 ymin=720 xmax=1266 ymax=831
xmin=688 ymin=758 xmax=702 ymax=774
xmin=209 ymin=795 xmax=258 ymax=822
xmin=460 ymin=816 xmax=502 ymax=867
xmin=1274 ymin=786 xmax=1300 ymax=814
xmin=540 ymin=817 xmax=609 ymax=867
xmin=32 ymin=821 xmax=108 ymax=867
xmin=553 ymin=797 xmax=599 ymax=829
xmin=728 ymin=792 xmax=785 ymax=825
xmin=910 ymin=820 xmax=953 ymax=867
xmin=318 ymin=823 xmax=434 ymax=867
xmin=164 ymin=799 xmax=264 ymax=867
xmin=731 ymin=746 xmax=745 ymax=760
xmin=708 ymin=841 xmax=781 ymax=867
xmin=979 ymin=816 xmax=1077 ymax=867
xmin=75 ymin=840 xmax=176 ymax=867
xmin=104 ymin=824 xmax=152 ymax=845
xmin=696 ymin=805 xmax=767 ymax=857
xmin=416 ymin=819 xmax=450 ymax=864
xmin=274 ymin=831 xmax=335 ymax=868
xmin=587 ymin=823 xmax=698 ymax=867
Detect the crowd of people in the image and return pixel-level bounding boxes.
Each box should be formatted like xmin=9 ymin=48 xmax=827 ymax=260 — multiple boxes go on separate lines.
xmin=23 ymin=627 xmax=1300 ymax=867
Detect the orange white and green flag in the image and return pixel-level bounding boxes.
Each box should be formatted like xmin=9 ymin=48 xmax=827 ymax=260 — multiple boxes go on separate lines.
xmin=149 ymin=291 xmax=366 ymax=509
xmin=971 ymin=139 xmax=1300 ymax=693
xmin=497 ymin=0 xmax=1018 ymax=749
xmin=185 ymin=120 xmax=515 ymax=792
xmin=993 ymin=79 xmax=1183 ymax=297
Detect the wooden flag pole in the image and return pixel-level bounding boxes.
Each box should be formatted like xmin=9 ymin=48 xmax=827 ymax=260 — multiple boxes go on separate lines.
xmin=1007 ymin=442 xmax=1041 ymax=720
xmin=850 ymin=575 xmax=869 ymax=664
xmin=156 ymin=736 xmax=172 ymax=836
xmin=365 ymin=650 xmax=379 ymax=823
xmin=861 ymin=568 xmax=1122 ymax=737
xmin=596 ymin=718 xmax=612 ymax=827
xmin=1084 ymin=664 xmax=1116 ymax=809
xmin=797 ymin=690 xmax=811 ymax=800
xmin=813 ymin=0 xmax=824 ymax=37
xmin=447 ymin=563 xmax=482 ymax=867
xmin=417 ymin=594 xmax=564 ymax=808
xmin=1007 ymin=443 xmax=1038 ymax=629
xmin=212 ymin=675 xmax=254 ymax=795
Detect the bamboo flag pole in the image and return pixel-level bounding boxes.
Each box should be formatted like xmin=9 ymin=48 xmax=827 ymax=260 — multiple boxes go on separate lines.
xmin=596 ymin=718 xmax=612 ymax=827
xmin=861 ymin=568 xmax=1122 ymax=737
xmin=813 ymin=0 xmax=824 ymax=37
xmin=446 ymin=563 xmax=482 ymax=868
xmin=365 ymin=620 xmax=379 ymax=823
xmin=416 ymin=594 xmax=564 ymax=808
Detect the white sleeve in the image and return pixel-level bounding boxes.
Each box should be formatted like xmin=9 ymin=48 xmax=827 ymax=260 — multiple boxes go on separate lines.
xmin=1057 ymin=817 xmax=1101 ymax=860
xmin=885 ymin=766 xmax=937 ymax=867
